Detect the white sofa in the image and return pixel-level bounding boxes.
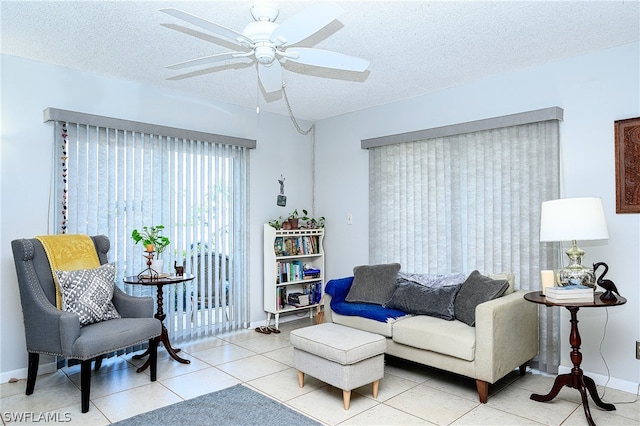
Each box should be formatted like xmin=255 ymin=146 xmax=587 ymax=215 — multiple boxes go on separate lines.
xmin=323 ymin=272 xmax=539 ymax=403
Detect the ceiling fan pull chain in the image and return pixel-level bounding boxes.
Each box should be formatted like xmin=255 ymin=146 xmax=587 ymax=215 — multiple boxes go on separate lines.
xmin=282 ymin=82 xmax=313 ymax=135
xmin=282 ymin=81 xmax=316 ymax=212
xmin=256 ymin=70 xmax=260 ymax=114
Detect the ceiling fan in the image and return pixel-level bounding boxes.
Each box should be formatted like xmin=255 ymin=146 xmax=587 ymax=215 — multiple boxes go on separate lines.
xmin=161 ymin=3 xmax=370 ymax=94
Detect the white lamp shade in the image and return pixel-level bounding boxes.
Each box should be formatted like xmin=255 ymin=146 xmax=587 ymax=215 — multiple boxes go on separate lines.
xmin=540 ymin=197 xmax=609 ymax=242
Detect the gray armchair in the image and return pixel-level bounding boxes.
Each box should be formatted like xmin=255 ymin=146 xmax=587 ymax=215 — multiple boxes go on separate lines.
xmin=11 ymin=235 xmax=162 ymax=413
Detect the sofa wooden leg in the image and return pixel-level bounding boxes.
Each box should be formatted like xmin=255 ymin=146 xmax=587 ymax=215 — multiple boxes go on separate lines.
xmin=80 ymin=359 xmax=92 ymax=413
xmin=519 ymin=363 xmax=527 ymax=376
xmin=26 ymin=353 xmax=39 ymax=395
xmin=372 ymin=380 xmax=379 ymax=398
xmin=343 ymin=389 xmax=351 ymax=410
xmin=476 ymin=380 xmax=489 ymax=403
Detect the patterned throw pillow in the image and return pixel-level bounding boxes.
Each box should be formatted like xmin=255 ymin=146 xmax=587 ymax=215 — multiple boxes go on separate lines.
xmin=56 ymin=263 xmax=121 ymax=326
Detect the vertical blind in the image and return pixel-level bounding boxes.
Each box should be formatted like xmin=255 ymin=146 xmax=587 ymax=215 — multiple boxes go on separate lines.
xmin=368 ymin=118 xmax=561 ymax=372
xmin=51 ymin=112 xmax=252 ymax=342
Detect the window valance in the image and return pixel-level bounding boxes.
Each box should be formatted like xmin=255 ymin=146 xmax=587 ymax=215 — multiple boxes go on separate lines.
xmin=361 ymin=106 xmax=563 ymax=149
xmin=43 ymin=107 xmax=256 ymax=149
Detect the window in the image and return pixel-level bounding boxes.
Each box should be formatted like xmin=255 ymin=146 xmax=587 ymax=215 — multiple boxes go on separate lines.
xmin=47 ymin=108 xmax=254 ymax=340
xmin=365 ymin=108 xmax=562 ymax=372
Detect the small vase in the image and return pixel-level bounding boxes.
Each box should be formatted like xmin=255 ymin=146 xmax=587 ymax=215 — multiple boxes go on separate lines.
xmin=288 ymin=218 xmax=299 ymax=229
xmin=151 ymin=259 xmax=164 ymax=273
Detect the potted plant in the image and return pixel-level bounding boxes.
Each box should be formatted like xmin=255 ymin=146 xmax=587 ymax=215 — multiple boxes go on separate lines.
xmin=268 ymin=217 xmax=285 ymax=230
xmin=287 ymin=209 xmax=300 ymax=229
xmin=301 ymin=209 xmax=325 ymax=229
xmin=132 ymin=225 xmax=171 ymax=272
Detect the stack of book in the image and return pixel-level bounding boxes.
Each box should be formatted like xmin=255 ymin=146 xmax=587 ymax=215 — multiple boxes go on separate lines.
xmin=545 ymin=285 xmax=594 ymax=303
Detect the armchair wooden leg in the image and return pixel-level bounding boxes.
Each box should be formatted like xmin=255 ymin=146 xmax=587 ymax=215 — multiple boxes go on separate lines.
xmin=476 ymin=379 xmax=489 ymax=403
xmin=94 ymin=355 xmax=104 ymax=371
xmin=149 ymin=338 xmax=158 ymax=382
xmin=80 ymin=360 xmax=92 ymax=413
xmin=26 ymin=353 xmax=39 ymax=395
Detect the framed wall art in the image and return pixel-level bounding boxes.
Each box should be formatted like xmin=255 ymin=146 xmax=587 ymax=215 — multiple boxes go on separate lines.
xmin=615 ymin=117 xmax=640 ymax=213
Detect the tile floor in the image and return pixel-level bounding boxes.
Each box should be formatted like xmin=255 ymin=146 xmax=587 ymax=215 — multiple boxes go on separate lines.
xmin=1 ymin=318 xmax=638 ymax=425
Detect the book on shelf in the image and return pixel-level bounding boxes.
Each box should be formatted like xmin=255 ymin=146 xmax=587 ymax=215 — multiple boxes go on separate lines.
xmin=277 ymin=287 xmax=287 ymax=309
xmin=303 ymin=268 xmax=321 ymax=279
xmin=275 ymin=236 xmax=319 ymax=256
xmin=277 ymin=260 xmax=304 ymax=283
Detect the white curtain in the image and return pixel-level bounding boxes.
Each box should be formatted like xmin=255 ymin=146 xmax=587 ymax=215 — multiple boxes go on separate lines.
xmin=369 ymin=120 xmax=560 ymax=372
xmin=53 ymin=118 xmax=250 ymax=341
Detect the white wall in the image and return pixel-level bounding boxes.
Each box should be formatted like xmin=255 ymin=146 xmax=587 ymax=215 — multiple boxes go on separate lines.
xmin=0 ymin=54 xmax=313 ymax=379
xmin=315 ymin=42 xmax=640 ymax=392
xmin=3 ymin=42 xmax=639 ymax=393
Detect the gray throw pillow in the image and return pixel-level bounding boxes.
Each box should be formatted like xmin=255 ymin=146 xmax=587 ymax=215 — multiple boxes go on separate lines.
xmin=385 ymin=282 xmax=462 ymax=320
xmin=454 ymin=270 xmax=509 ymax=326
xmin=56 ymin=263 xmax=121 ymax=326
xmin=345 ymin=263 xmax=401 ymax=305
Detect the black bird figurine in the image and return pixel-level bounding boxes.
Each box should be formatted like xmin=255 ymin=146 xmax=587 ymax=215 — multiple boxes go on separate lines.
xmin=593 ymin=262 xmax=620 ymax=301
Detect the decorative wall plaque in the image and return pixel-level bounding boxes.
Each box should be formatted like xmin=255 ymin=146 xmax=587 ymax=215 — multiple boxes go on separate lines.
xmin=615 ymin=117 xmax=640 ymax=213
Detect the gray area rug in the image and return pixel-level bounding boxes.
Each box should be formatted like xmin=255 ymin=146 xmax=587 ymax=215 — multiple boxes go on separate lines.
xmin=111 ymin=384 xmax=321 ymax=426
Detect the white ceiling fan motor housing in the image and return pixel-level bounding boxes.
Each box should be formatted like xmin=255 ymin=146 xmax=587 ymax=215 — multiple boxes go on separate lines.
xmin=242 ymin=21 xmax=279 ymax=64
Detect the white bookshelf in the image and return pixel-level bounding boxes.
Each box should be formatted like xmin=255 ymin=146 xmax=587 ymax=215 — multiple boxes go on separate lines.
xmin=263 ymin=223 xmax=325 ymax=329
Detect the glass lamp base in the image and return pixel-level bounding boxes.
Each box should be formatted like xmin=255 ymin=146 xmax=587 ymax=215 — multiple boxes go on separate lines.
xmin=556 ymin=241 xmax=596 ymax=289
xmin=556 ymin=267 xmax=596 ymax=288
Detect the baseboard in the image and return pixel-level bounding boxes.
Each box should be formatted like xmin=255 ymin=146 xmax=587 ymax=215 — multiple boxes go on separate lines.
xmin=0 ymin=360 xmax=58 ymax=384
xmin=558 ymin=365 xmax=640 ymax=395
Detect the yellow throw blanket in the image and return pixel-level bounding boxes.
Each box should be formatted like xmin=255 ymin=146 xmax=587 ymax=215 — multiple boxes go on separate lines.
xmin=36 ymin=234 xmax=101 ymax=309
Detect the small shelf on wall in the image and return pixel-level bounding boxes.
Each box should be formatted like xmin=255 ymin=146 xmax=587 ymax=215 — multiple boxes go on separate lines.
xmin=263 ymin=224 xmax=324 ymax=329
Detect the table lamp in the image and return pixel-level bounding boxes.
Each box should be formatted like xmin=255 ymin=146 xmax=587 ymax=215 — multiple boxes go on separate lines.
xmin=540 ymin=197 xmax=609 ymax=288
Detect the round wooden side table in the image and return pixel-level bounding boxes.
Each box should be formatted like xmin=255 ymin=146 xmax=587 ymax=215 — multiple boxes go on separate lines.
xmin=124 ymin=274 xmax=195 ymax=372
xmin=524 ymin=291 xmax=627 ymax=426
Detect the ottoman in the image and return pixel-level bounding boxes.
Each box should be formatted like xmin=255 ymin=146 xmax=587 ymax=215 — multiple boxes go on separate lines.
xmin=290 ymin=323 xmax=386 ymax=409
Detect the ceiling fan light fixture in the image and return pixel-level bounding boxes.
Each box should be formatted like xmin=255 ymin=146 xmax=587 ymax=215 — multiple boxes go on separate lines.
xmin=254 ymin=44 xmax=276 ymax=64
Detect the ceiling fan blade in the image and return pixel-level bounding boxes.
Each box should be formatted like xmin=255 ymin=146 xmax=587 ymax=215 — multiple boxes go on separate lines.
xmin=271 ymin=3 xmax=343 ymax=46
xmin=166 ymin=52 xmax=249 ymax=70
xmin=286 ymin=48 xmax=370 ymax=72
xmin=258 ymin=61 xmax=283 ymax=93
xmin=161 ymin=8 xmax=253 ymax=45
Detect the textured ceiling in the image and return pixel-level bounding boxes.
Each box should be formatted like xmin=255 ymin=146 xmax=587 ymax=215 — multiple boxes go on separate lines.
xmin=1 ymin=1 xmax=639 ymax=121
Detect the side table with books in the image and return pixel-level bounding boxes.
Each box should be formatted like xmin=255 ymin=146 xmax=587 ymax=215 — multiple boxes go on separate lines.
xmin=524 ymin=291 xmax=626 ymax=426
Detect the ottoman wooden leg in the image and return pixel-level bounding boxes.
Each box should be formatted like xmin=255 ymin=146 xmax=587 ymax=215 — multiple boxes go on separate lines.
xmin=343 ymin=389 xmax=351 ymax=410
xmin=372 ymin=379 xmax=380 ymax=398
xmin=298 ymin=371 xmax=304 ymax=388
